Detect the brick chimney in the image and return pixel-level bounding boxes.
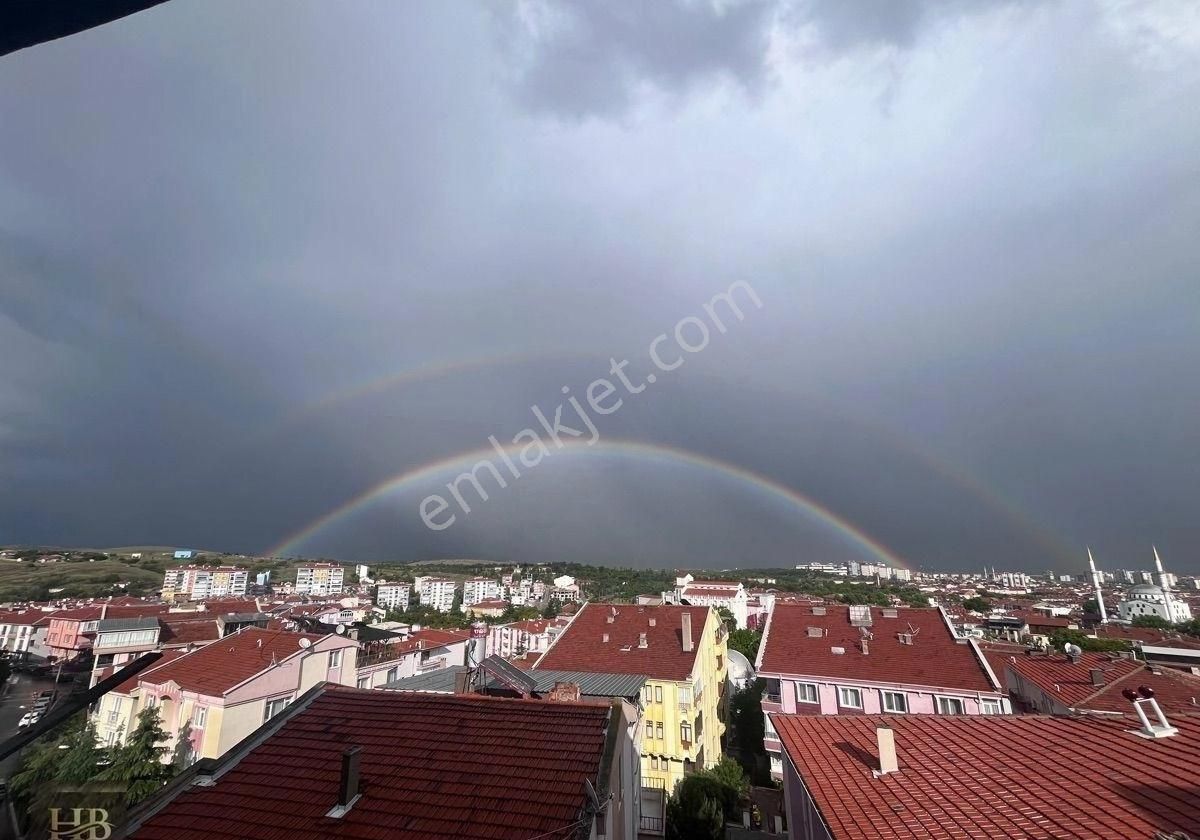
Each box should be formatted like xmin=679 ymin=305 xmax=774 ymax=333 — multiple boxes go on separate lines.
xmin=547 ymin=681 xmax=581 ymax=703
xmin=681 ymin=611 xmax=694 ymax=653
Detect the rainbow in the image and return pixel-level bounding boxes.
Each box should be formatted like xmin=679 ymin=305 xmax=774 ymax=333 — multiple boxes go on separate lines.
xmin=265 ymin=438 xmax=910 ymax=569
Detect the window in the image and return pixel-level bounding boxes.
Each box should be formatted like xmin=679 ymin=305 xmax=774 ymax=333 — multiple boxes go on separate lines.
xmin=263 ymin=695 xmax=292 ymax=723
xmin=654 ymin=685 xmax=662 ymax=703
xmin=837 ymin=687 xmax=862 ymax=709
xmin=937 ymin=696 xmax=965 ymax=715
xmin=193 ymin=706 xmax=207 ymax=727
xmin=145 ymin=695 xmax=159 ymax=709
xmin=386 ymin=667 xmax=398 ymax=683
xmin=329 ymin=649 xmax=343 ymax=668
xmin=646 ymin=720 xmax=654 ymax=738
xmin=650 ymin=756 xmax=659 ymax=770
xmin=796 ymin=683 xmax=819 ymax=704
xmin=357 ymin=676 xmax=369 ymax=689
xmin=882 ymin=691 xmax=908 ymax=713
xmin=764 ymin=714 xmax=777 ymax=739
xmin=980 ymin=698 xmax=1002 ymax=715
xmin=680 ymin=723 xmax=692 ymax=743
xmin=656 ymin=722 xmax=663 ymax=739
xmin=769 ymin=755 xmax=782 ymax=773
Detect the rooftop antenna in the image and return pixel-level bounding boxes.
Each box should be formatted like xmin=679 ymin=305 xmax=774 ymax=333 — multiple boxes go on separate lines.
xmin=1087 ymin=547 xmax=1108 ymax=624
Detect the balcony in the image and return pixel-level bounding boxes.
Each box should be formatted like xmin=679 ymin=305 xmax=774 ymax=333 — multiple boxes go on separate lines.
xmin=416 ymin=656 xmax=447 ymax=673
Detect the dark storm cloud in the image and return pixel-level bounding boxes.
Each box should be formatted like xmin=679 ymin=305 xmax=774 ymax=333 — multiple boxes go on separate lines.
xmin=1 ymin=1 xmax=1198 ymax=572
xmin=494 ymin=0 xmax=779 ymax=117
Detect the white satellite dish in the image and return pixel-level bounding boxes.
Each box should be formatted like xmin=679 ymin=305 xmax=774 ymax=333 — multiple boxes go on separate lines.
xmin=335 ymin=624 xmax=346 ymax=635
xmin=298 ymin=637 xmax=312 ymax=649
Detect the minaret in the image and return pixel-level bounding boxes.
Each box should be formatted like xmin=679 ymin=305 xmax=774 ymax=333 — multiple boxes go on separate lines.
xmin=1153 ymin=545 xmax=1176 ymax=621
xmin=1087 ymin=547 xmax=1108 ymax=624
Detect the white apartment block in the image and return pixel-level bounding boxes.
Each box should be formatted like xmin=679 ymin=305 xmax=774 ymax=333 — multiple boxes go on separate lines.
xmin=417 ymin=577 xmax=457 ymax=613
xmin=161 ymin=566 xmax=249 ymax=602
xmin=462 ymin=578 xmax=501 ymax=607
xmin=375 ymin=583 xmax=412 ymax=612
xmin=294 ymin=564 xmax=345 ymax=597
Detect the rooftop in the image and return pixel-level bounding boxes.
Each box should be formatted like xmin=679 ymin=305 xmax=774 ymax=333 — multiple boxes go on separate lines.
xmin=133 ymin=627 xmax=329 ymax=696
xmin=773 ymin=712 xmax=1200 ymax=840
xmin=1003 ymin=650 xmax=1200 ymax=714
xmin=534 ymin=602 xmax=713 ymax=681
xmin=757 ymin=604 xmax=998 ymax=693
xmin=126 ymin=686 xmax=615 ymax=840
xmin=384 ymin=660 xmax=648 ymax=701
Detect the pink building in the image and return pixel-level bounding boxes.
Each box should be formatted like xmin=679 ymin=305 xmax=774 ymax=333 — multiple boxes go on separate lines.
xmin=755 ymin=604 xmax=1007 ymax=778
xmin=45 ymin=606 xmax=104 ymax=660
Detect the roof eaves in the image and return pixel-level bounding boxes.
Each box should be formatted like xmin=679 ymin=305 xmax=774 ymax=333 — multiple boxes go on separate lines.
xmin=531 ymin=600 xmax=587 ymax=670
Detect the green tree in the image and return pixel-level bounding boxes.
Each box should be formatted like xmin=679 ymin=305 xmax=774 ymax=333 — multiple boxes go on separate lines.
xmin=716 ymin=606 xmax=736 ymax=628
xmin=541 ymin=598 xmax=562 ymax=619
xmin=727 ymin=628 xmax=761 ymax=663
xmin=1049 ymin=629 xmax=1131 ymax=653
xmin=704 ymin=756 xmax=749 ymax=817
xmin=665 ymin=775 xmax=726 ymax=840
xmin=962 ymin=597 xmax=991 ymax=613
xmin=99 ymin=707 xmax=173 ymax=804
xmin=1132 ymin=615 xmax=1173 ymax=630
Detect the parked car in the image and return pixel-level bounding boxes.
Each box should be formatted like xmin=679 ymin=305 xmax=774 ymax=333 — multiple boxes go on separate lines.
xmin=17 ymin=712 xmax=39 ymax=728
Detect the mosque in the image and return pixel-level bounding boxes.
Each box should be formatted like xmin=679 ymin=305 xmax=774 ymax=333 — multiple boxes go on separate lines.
xmin=1098 ymin=547 xmax=1194 ymax=624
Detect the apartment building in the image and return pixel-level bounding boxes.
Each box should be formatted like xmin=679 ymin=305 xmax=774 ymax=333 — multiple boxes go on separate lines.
xmin=462 ymin=577 xmax=501 ymax=607
xmin=535 ymin=603 xmax=727 ymax=792
xmin=488 ymin=617 xmax=570 ymax=659
xmin=355 ymin=628 xmax=471 ymax=689
xmin=374 ymin=582 xmax=412 ymax=612
xmin=756 ymin=604 xmax=1008 ymax=779
xmin=121 ymin=686 xmax=642 ymax=840
xmin=673 ymin=577 xmax=748 ymax=628
xmin=93 ymin=627 xmax=358 ymax=762
xmin=161 ymin=566 xmax=249 ymax=602
xmin=294 ymin=563 xmax=345 ymax=596
xmin=0 ymin=610 xmax=52 ymax=657
xmin=415 ymin=576 xmax=457 ymax=613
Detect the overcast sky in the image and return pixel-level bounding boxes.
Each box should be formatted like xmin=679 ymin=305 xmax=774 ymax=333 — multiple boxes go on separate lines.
xmin=1 ymin=0 xmax=1198 ymax=573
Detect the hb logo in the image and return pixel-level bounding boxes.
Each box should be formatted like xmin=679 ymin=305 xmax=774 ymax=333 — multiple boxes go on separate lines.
xmin=49 ymin=808 xmax=112 ymax=840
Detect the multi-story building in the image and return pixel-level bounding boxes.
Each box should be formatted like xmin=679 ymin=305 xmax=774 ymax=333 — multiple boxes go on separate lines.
xmin=354 ymin=628 xmax=471 ymax=689
xmin=674 ymin=579 xmax=748 ymax=628
xmin=488 ymin=617 xmax=570 ymax=659
xmin=120 ymin=686 xmax=643 ymax=840
xmin=93 ymin=627 xmax=358 ymax=761
xmin=462 ymin=577 xmax=501 ymax=607
xmin=161 ymin=566 xmax=249 ymax=602
xmin=45 ymin=606 xmax=104 ymax=661
xmin=0 ymin=610 xmax=52 ymax=658
xmin=416 ymin=577 xmax=457 ymax=613
xmin=294 ymin=564 xmax=345 ymax=597
xmin=756 ymin=604 xmax=1008 ymax=779
xmin=535 ymin=603 xmax=728 ymax=793
xmin=375 ymin=583 xmax=412 ymax=612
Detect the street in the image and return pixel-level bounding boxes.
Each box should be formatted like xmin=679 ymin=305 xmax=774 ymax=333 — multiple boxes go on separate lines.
xmin=0 ymin=672 xmax=64 ymax=780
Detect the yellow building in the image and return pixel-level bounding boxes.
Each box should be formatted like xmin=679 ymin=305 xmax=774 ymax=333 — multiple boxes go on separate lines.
xmin=534 ymin=602 xmax=728 ymax=792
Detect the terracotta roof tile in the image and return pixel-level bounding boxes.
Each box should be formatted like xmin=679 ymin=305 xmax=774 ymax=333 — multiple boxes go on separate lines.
xmin=136 ymin=628 xmax=326 ymax=695
xmin=774 ymin=712 xmax=1200 ymax=839
xmin=535 ymin=603 xmax=711 ymax=681
xmin=129 ymin=687 xmax=613 ymax=840
xmin=758 ymin=604 xmax=996 ymax=692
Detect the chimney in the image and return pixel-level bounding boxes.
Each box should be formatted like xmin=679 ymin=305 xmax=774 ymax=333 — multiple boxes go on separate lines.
xmin=1089 ymin=668 xmax=1105 ymax=687
xmin=681 ymin=612 xmax=694 ymax=653
xmin=1124 ymin=686 xmax=1179 ymax=738
xmin=638 ymin=632 xmax=648 ymax=649
xmin=326 ymin=746 xmax=362 ymax=817
xmin=453 ymin=669 xmax=472 ymax=694
xmin=602 ymin=633 xmax=609 ymax=643
xmin=547 ymin=681 xmax=581 ymax=703
xmin=874 ymin=726 xmax=898 ymax=776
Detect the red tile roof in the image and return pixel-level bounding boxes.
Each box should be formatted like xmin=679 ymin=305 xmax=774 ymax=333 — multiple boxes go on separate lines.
xmin=773 ymin=712 xmax=1200 ymax=840
xmin=758 ymin=605 xmax=997 ymax=692
xmin=136 ymin=628 xmax=327 ymax=696
xmin=128 ymin=686 xmax=614 ymax=840
xmin=158 ymin=618 xmax=221 ymax=646
xmin=1003 ymin=651 xmax=1200 ymax=714
xmin=534 ymin=603 xmax=712 ymax=681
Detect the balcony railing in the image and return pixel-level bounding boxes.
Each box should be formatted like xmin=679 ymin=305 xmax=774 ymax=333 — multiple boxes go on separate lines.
xmin=639 ymin=815 xmax=664 ymax=834
xmin=416 ymin=656 xmax=447 ymax=673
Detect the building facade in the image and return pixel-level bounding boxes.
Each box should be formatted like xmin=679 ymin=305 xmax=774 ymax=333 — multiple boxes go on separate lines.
xmin=294 ymin=564 xmax=345 ymax=597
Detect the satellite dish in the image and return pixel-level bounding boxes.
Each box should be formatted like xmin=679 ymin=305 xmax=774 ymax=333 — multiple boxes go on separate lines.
xmin=335 ymin=624 xmax=346 ymax=635
xmin=298 ymin=637 xmax=312 ymax=649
